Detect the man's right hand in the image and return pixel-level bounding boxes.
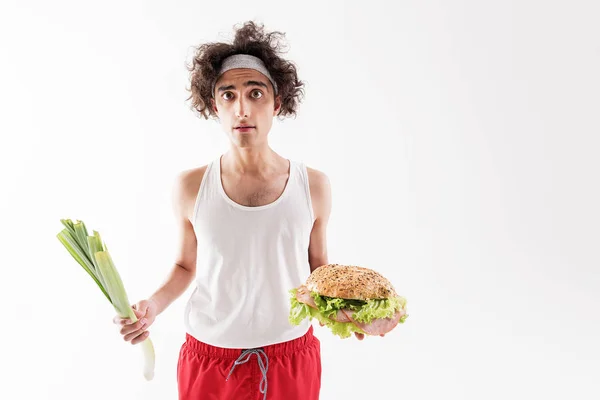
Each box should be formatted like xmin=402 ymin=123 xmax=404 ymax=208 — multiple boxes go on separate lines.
xmin=113 ymin=299 xmax=158 ymax=345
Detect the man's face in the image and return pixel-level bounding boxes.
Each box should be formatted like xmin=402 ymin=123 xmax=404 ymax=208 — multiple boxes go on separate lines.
xmin=211 ymin=68 xmax=281 ymax=149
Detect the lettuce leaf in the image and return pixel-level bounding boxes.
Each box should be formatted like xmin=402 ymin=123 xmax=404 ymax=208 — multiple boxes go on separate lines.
xmin=351 ymin=296 xmax=407 ymax=323
xmin=288 ymin=288 xmax=366 ymax=338
xmin=288 ymin=288 xmax=312 ymax=325
xmin=307 ymin=306 xmax=366 ymax=339
xmin=288 ymin=288 xmax=409 ymax=339
xmin=309 ymin=290 xmax=407 ymax=324
xmin=309 ymin=291 xmax=366 ymax=318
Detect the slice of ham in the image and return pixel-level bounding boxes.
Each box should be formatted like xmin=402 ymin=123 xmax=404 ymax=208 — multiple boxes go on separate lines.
xmin=334 ymin=309 xmax=353 ymax=323
xmin=296 ymin=286 xmax=353 ymax=322
xmin=342 ymin=308 xmax=406 ymax=336
xmin=295 ymin=286 xmax=318 ymax=309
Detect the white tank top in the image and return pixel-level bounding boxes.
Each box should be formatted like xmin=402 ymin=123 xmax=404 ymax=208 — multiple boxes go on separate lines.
xmin=183 ymin=155 xmax=315 ymax=348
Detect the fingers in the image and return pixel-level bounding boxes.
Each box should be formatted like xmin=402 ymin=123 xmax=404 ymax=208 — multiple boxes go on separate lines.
xmin=128 ymin=330 xmax=150 ymax=345
xmin=113 ymin=313 xmax=135 ymax=326
xmin=132 ymin=306 xmax=145 ymax=319
xmin=120 ymin=318 xmax=148 ymax=336
xmin=122 ymin=318 xmax=148 ymax=344
xmin=112 ymin=315 xmax=138 ymax=327
xmin=112 ymin=315 xmax=149 ymax=345
xmin=113 ymin=303 xmax=147 ymax=325
xmin=111 ymin=302 xmax=153 ymax=345
xmin=353 ymin=332 xmax=385 ymax=339
xmin=124 ymin=325 xmax=149 ymax=343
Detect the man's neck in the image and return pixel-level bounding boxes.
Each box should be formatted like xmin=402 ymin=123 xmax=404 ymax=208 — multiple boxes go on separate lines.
xmin=223 ymin=145 xmax=280 ymax=176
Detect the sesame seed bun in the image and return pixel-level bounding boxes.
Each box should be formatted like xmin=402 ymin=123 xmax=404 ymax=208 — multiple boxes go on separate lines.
xmin=305 ymin=264 xmax=398 ymax=300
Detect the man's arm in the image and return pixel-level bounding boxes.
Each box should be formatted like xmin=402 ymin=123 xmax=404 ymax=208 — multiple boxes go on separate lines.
xmin=149 ymin=166 xmax=206 ymax=315
xmin=307 ymin=168 xmax=365 ymax=340
xmin=307 ymin=167 xmax=332 ymax=273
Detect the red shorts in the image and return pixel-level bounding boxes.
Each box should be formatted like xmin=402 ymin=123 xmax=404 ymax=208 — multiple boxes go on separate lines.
xmin=177 ymin=325 xmax=322 ymax=400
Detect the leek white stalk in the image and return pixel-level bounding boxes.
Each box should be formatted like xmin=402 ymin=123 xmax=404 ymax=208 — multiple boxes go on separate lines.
xmin=57 ymin=218 xmax=155 ymax=380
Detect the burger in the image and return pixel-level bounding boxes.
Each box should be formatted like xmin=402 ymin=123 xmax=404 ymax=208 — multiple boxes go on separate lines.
xmin=289 ymin=264 xmax=408 ymax=339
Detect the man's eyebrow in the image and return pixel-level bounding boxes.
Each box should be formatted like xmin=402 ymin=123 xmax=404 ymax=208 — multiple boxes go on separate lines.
xmin=217 ymin=80 xmax=268 ymax=92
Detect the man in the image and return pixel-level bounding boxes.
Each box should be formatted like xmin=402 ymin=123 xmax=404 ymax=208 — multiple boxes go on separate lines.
xmin=113 ymin=21 xmax=363 ymax=400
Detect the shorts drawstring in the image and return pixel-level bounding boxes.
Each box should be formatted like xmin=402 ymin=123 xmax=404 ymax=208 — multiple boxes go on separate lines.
xmin=226 ymin=348 xmax=269 ymax=400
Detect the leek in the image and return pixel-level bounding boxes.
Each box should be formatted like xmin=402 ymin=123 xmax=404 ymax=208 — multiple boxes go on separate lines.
xmin=57 ymin=218 xmax=155 ymax=380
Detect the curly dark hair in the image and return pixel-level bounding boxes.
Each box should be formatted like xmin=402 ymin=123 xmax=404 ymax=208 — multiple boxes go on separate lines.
xmin=185 ymin=21 xmax=305 ymax=121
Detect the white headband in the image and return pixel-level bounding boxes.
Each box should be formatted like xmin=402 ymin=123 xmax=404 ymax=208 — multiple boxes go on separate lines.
xmin=212 ymin=54 xmax=278 ymax=96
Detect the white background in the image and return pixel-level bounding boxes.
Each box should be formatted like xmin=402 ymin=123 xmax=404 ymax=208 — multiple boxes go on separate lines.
xmin=1 ymin=1 xmax=599 ymax=399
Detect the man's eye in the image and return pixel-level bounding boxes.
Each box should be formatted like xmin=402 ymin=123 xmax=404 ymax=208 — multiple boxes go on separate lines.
xmin=222 ymin=90 xmax=261 ymax=100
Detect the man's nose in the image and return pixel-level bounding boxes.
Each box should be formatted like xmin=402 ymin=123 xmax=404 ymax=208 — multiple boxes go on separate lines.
xmin=234 ymin=98 xmax=249 ymax=118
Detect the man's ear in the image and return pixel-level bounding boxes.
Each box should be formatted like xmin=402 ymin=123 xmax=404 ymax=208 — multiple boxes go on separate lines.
xmin=211 ymin=97 xmax=218 ymax=114
xmin=273 ymin=95 xmax=281 ymax=115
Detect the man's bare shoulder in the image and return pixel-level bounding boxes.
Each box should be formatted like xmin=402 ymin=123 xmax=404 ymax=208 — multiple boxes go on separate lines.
xmin=172 ymin=165 xmax=209 ymax=221
xmin=306 ymin=166 xmax=331 ymax=195
xmin=176 ymin=165 xmax=209 ymax=187
xmin=306 ymin=166 xmax=332 ymax=221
